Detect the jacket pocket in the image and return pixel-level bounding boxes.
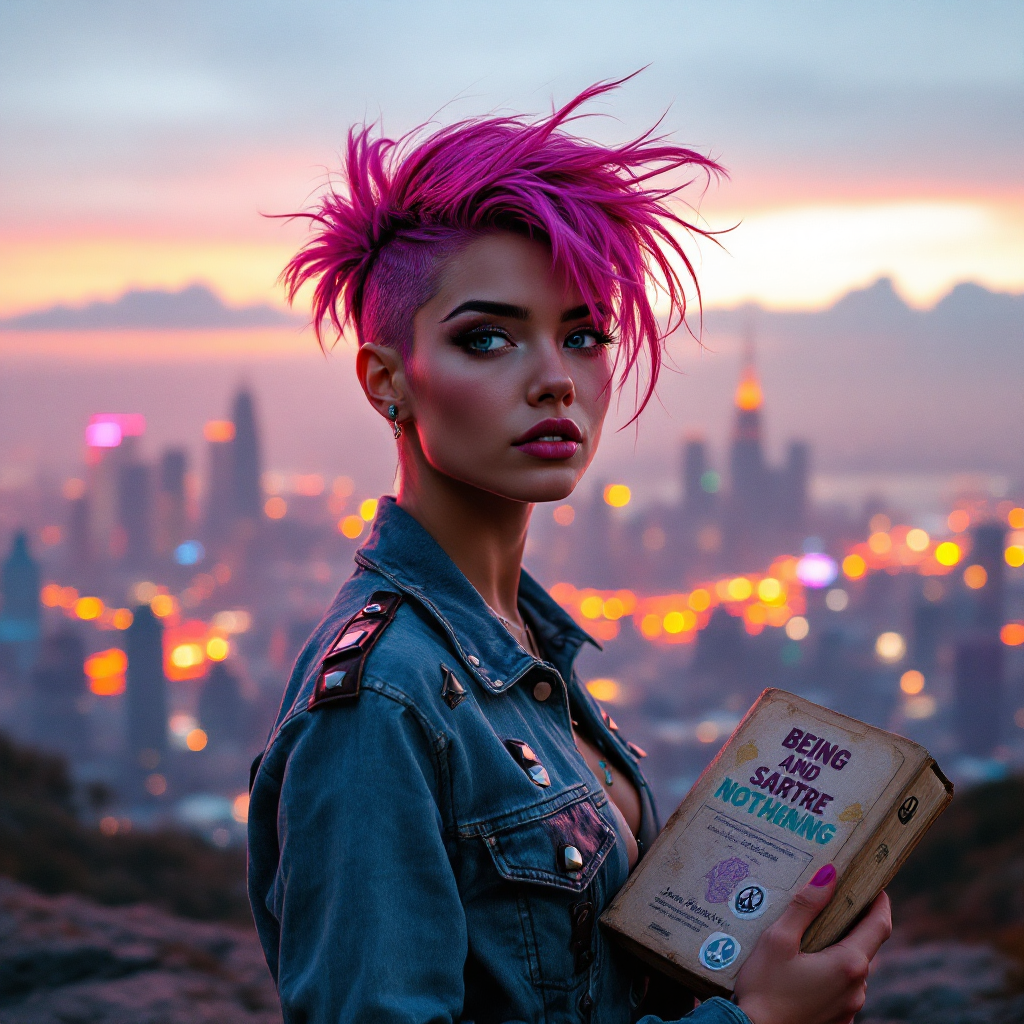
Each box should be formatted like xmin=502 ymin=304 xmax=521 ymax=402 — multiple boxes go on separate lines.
xmin=483 ymin=796 xmax=616 ymax=893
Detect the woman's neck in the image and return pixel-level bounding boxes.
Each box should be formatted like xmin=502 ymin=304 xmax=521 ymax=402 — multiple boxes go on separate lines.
xmin=396 ymin=456 xmax=532 ymax=627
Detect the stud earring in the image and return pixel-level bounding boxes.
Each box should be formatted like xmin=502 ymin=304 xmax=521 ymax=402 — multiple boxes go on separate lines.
xmin=387 ymin=404 xmax=402 ymax=440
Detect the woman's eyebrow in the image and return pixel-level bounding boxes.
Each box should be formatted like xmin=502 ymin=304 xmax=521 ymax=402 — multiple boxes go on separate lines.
xmin=440 ymin=300 xmax=530 ymax=323
xmin=560 ymin=304 xmax=591 ymax=322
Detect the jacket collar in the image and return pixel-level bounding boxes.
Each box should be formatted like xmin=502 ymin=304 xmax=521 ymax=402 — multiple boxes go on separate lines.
xmin=354 ymin=497 xmax=598 ymax=693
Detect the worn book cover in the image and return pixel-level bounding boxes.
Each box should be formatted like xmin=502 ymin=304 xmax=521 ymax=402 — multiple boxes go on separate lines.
xmin=600 ymin=688 xmax=953 ymax=1000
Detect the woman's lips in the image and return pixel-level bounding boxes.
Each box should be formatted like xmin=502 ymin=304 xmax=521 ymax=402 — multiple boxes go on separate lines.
xmin=515 ymin=439 xmax=580 ymax=460
xmin=513 ymin=418 xmax=583 ymax=461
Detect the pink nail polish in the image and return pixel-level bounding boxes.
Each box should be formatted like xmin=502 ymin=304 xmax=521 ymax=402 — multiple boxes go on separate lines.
xmin=811 ymin=864 xmax=836 ymax=887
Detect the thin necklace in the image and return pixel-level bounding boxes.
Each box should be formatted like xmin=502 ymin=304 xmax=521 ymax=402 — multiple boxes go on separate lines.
xmin=488 ymin=603 xmax=538 ymax=656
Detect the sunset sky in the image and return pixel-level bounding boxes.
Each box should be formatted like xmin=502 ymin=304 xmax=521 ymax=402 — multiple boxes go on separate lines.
xmin=2 ymin=0 xmax=1022 ymax=326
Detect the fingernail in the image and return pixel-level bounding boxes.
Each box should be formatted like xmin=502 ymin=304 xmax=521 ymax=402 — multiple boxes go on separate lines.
xmin=811 ymin=864 xmax=836 ymax=887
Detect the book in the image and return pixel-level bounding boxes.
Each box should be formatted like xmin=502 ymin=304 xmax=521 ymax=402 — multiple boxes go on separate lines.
xmin=600 ymin=688 xmax=953 ymax=1000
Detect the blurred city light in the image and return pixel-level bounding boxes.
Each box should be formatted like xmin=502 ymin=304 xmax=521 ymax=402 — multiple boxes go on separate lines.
xmin=232 ymin=794 xmax=250 ymax=823
xmin=553 ymin=504 xmax=575 ymax=526
xmin=695 ymin=721 xmax=719 ymax=743
xmin=1009 ymin=507 xmax=1024 ymax=530
xmin=186 ymin=728 xmax=208 ymax=751
xmin=359 ymin=498 xmax=378 ymax=521
xmin=842 ymin=553 xmax=867 ymax=578
xmin=603 ymin=484 xmax=631 ymax=508
xmin=796 ymin=553 xmax=839 ymax=588
xmin=825 ymin=588 xmax=849 ymax=611
xmin=174 ymin=540 xmax=205 ymax=565
xmin=1001 ymin=623 xmax=1024 ymax=646
xmin=905 ymin=695 xmax=937 ymax=719
xmin=203 ymin=420 xmax=235 ymax=442
xmin=339 ymin=515 xmax=364 ymax=538
xmin=935 ymin=541 xmax=961 ymax=566
xmin=905 ymin=528 xmax=930 ymax=552
xmin=206 ymin=636 xmax=229 ymax=661
xmin=947 ymin=509 xmax=970 ymax=532
xmin=964 ymin=564 xmax=988 ymax=589
xmin=264 ymin=496 xmax=286 ymax=519
xmin=785 ymin=616 xmax=809 ymax=640
xmin=84 ymin=648 xmax=127 ymax=696
xmin=876 ymin=631 xmax=907 ymax=663
xmin=586 ymin=678 xmax=621 ymax=703
xmin=900 ymin=670 xmax=925 ymax=694
xmin=74 ymin=596 xmax=103 ymax=620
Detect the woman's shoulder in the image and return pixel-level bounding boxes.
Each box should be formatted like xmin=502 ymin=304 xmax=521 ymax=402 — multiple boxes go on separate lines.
xmin=269 ymin=568 xmax=462 ymax=743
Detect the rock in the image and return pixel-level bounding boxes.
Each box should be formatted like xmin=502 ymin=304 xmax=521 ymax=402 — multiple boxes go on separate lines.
xmin=859 ymin=939 xmax=1024 ymax=1024
xmin=0 ymin=877 xmax=280 ymax=1023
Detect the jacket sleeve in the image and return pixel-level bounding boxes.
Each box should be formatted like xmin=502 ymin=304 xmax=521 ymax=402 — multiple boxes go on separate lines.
xmin=639 ymin=998 xmax=753 ymax=1024
xmin=269 ymin=687 xmax=467 ymax=1023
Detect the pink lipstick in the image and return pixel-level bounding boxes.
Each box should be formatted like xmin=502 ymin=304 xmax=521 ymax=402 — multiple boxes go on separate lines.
xmin=513 ymin=418 xmax=583 ymax=461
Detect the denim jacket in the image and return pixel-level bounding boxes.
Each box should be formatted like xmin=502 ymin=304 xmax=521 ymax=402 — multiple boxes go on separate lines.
xmin=248 ymin=497 xmax=750 ymax=1024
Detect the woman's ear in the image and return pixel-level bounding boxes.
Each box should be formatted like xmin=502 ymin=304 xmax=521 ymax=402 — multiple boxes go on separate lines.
xmin=356 ymin=343 xmax=410 ymax=423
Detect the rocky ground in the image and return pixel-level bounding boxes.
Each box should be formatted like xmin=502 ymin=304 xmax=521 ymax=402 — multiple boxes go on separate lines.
xmin=0 ymin=878 xmax=280 ymax=1023
xmin=859 ymin=940 xmax=1024 ymax=1024
xmin=3 ymin=873 xmax=1023 ymax=1024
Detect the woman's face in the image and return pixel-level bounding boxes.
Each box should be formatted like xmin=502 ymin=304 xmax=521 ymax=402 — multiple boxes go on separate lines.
xmin=402 ymin=232 xmax=614 ymax=504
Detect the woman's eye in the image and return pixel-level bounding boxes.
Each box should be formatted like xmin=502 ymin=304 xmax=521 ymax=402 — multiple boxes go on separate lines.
xmin=462 ymin=331 xmax=512 ymax=353
xmin=564 ymin=329 xmax=609 ymax=350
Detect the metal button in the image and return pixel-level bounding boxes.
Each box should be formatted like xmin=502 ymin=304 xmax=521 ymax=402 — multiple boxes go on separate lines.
xmin=467 ymin=655 xmax=480 ymax=666
xmin=562 ymin=845 xmax=584 ymax=872
xmin=532 ymin=681 xmax=552 ymax=702
xmin=492 ymin=680 xmax=503 ymax=688
xmin=527 ymin=764 xmax=551 ymax=787
xmin=362 ymin=603 xmax=382 ymax=614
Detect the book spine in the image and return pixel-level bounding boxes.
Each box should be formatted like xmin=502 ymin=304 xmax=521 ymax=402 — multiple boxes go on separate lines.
xmin=802 ymin=759 xmax=953 ymax=952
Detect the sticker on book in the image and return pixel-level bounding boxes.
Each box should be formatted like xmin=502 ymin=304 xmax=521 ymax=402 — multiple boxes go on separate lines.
xmin=730 ymin=882 xmax=769 ymax=920
xmin=699 ymin=931 xmax=741 ymax=971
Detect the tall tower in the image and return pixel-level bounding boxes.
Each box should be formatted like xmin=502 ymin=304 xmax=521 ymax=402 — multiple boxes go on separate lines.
xmin=203 ymin=420 xmax=236 ymax=547
xmin=31 ymin=629 xmax=89 ymax=758
xmin=118 ymin=461 xmax=152 ymax=566
xmin=726 ymin=332 xmax=768 ymax=563
xmin=232 ymin=388 xmax=263 ymax=519
xmin=0 ymin=531 xmax=42 ymax=674
xmin=156 ymin=448 xmax=188 ymax=556
xmin=682 ymin=435 xmax=716 ymax=521
xmin=953 ymin=522 xmax=1007 ymax=756
xmin=125 ymin=605 xmax=168 ymax=769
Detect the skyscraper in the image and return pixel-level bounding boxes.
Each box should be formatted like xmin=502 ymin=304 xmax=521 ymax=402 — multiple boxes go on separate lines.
xmin=682 ymin=436 xmax=716 ymax=522
xmin=31 ymin=629 xmax=89 ymax=758
xmin=232 ymin=388 xmax=263 ymax=519
xmin=203 ymin=420 xmax=236 ymax=547
xmin=118 ymin=461 xmax=152 ymax=565
xmin=125 ymin=605 xmax=167 ymax=767
xmin=199 ymin=660 xmax=243 ymax=748
xmin=0 ymin=532 xmax=42 ymax=675
xmin=156 ymin=448 xmax=188 ymax=556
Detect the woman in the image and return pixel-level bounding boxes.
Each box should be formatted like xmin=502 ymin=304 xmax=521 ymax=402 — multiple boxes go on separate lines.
xmin=247 ymin=80 xmax=891 ymax=1024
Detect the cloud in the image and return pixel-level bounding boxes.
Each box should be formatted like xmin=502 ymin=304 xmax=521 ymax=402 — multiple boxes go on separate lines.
xmin=0 ymin=284 xmax=302 ymax=331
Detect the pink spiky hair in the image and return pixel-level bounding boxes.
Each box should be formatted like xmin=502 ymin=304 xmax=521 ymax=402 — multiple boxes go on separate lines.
xmin=280 ymin=76 xmax=725 ymax=419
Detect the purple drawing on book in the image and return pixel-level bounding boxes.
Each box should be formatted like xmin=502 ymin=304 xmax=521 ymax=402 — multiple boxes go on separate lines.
xmin=704 ymin=857 xmax=750 ymax=904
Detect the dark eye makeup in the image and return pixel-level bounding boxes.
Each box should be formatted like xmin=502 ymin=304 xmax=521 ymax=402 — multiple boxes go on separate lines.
xmin=450 ymin=323 xmax=615 ymax=357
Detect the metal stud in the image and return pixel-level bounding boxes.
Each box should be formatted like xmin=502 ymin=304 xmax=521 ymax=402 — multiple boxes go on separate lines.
xmin=492 ymin=680 xmax=503 ymax=688
xmin=362 ymin=602 xmax=382 ymax=614
xmin=533 ymin=680 xmax=552 ymax=702
xmin=562 ymin=845 xmax=584 ymax=872
xmin=468 ymin=655 xmax=480 ymax=666
xmin=527 ymin=764 xmax=551 ymax=787
xmin=323 ymin=669 xmax=347 ymax=690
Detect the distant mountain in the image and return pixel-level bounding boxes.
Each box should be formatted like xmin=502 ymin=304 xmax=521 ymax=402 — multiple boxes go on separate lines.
xmin=0 ymin=283 xmax=303 ymax=330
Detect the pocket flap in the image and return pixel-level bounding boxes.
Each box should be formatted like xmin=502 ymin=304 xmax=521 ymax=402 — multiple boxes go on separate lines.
xmin=483 ymin=798 xmax=616 ymax=892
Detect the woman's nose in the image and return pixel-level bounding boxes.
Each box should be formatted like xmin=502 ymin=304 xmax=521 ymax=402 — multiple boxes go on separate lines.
xmin=527 ymin=342 xmax=575 ymax=407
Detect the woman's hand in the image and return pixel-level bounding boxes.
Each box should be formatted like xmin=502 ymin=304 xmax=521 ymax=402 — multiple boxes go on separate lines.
xmin=733 ymin=865 xmax=892 ymax=1024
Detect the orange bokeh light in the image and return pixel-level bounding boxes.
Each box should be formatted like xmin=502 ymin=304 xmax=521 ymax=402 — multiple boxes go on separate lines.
xmin=204 ymin=420 xmax=236 ymax=442
xmin=843 ymin=553 xmax=867 ymax=579
xmin=1001 ymin=623 xmax=1024 ymax=646
xmin=947 ymin=509 xmax=970 ymax=533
